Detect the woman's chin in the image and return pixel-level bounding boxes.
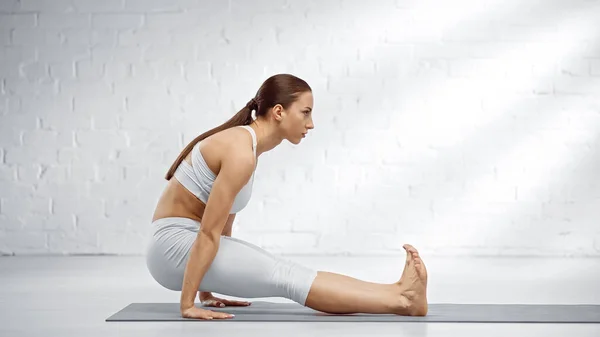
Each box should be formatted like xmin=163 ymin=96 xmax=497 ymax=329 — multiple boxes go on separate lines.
xmin=289 ymin=137 xmax=302 ymax=145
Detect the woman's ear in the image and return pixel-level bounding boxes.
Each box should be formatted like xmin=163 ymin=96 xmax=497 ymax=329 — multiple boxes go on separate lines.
xmin=272 ymin=104 xmax=284 ymax=122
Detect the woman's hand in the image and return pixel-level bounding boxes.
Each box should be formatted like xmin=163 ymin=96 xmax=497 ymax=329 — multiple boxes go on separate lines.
xmin=199 ymin=291 xmax=252 ymax=307
xmin=180 ymin=304 xmax=235 ymax=320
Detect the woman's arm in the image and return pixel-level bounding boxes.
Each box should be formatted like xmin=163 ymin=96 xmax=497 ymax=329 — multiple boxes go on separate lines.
xmin=180 ymin=148 xmax=254 ymax=311
xmin=222 ymin=213 xmax=235 ymax=237
xmin=198 ymin=214 xmax=235 ymax=299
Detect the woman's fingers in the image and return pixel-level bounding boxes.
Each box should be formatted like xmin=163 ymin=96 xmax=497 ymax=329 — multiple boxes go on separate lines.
xmin=201 ymin=300 xmax=224 ymax=307
xmin=222 ymin=299 xmax=251 ymax=306
xmin=181 ymin=306 xmax=234 ymax=320
xmin=208 ymin=310 xmax=235 ymax=319
xmin=202 ymin=299 xmax=251 ymax=307
xmin=196 ymin=311 xmax=233 ymax=319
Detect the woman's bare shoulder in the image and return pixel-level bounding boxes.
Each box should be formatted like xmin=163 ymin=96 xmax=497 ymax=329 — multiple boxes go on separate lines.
xmin=203 ymin=126 xmax=252 ymax=151
xmin=198 ymin=126 xmax=255 ymax=174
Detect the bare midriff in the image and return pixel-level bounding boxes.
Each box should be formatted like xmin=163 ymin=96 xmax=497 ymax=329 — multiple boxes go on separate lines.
xmin=151 ymin=152 xmax=208 ymax=224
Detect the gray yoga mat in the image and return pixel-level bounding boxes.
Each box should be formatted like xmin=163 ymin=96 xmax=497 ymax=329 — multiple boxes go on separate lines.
xmin=106 ymin=301 xmax=600 ymax=323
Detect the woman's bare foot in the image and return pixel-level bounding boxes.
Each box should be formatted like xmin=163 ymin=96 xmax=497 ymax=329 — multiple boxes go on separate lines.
xmin=393 ymin=244 xmax=428 ymax=316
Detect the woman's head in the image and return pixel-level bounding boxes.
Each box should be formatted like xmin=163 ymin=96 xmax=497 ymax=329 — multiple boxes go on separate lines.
xmin=253 ymin=74 xmax=314 ymax=144
xmin=165 ymin=73 xmax=314 ymax=180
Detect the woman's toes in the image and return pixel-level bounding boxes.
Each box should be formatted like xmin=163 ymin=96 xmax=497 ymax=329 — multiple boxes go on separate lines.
xmin=403 ymin=244 xmax=415 ymax=253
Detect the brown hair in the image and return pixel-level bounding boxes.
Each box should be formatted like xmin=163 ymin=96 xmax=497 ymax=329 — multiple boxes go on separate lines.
xmin=164 ymin=73 xmax=312 ymax=180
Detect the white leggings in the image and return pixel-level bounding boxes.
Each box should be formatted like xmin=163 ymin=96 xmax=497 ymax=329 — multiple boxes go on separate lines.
xmin=145 ymin=217 xmax=318 ymax=306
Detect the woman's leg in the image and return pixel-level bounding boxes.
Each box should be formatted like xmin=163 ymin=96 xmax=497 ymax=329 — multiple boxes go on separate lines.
xmin=146 ymin=218 xmax=317 ymax=304
xmin=146 ymin=218 xmax=427 ymax=316
xmin=304 ymin=245 xmax=428 ymax=315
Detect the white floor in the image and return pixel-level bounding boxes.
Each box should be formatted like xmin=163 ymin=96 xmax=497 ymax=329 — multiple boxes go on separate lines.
xmin=1 ymin=255 xmax=599 ymax=337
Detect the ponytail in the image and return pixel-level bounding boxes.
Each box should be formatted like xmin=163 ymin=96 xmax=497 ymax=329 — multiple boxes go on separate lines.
xmin=164 ymin=98 xmax=257 ymax=180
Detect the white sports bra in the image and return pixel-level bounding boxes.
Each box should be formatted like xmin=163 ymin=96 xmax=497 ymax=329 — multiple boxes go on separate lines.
xmin=173 ymin=125 xmax=257 ymax=214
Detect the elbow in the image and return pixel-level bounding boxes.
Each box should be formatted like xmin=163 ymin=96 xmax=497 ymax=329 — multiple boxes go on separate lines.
xmin=198 ymin=229 xmax=222 ymax=246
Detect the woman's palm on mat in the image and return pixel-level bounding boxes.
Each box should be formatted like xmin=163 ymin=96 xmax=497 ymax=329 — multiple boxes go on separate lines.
xmin=181 ymin=306 xmax=235 ymax=320
xmin=199 ymin=292 xmax=252 ymax=308
xmin=180 ymin=293 xmax=251 ymax=320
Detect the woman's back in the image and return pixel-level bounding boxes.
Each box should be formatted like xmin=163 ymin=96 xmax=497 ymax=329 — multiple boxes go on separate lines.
xmin=151 ymin=126 xmax=257 ymax=223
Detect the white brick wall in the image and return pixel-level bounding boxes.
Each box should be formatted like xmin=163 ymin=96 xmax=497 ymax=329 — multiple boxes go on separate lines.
xmin=1 ymin=0 xmax=599 ymax=256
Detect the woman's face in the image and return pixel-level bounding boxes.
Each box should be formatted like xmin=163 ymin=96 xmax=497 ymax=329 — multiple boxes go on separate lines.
xmin=280 ymin=91 xmax=314 ymax=144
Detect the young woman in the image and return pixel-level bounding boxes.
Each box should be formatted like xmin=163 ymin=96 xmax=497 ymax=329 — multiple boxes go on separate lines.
xmin=145 ymin=74 xmax=428 ymax=320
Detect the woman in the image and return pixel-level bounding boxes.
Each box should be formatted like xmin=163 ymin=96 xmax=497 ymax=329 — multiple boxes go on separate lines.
xmin=145 ymin=74 xmax=428 ymax=320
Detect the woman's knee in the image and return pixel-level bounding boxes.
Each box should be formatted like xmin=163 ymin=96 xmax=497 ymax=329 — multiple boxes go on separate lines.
xmin=272 ymin=258 xmax=318 ymax=305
